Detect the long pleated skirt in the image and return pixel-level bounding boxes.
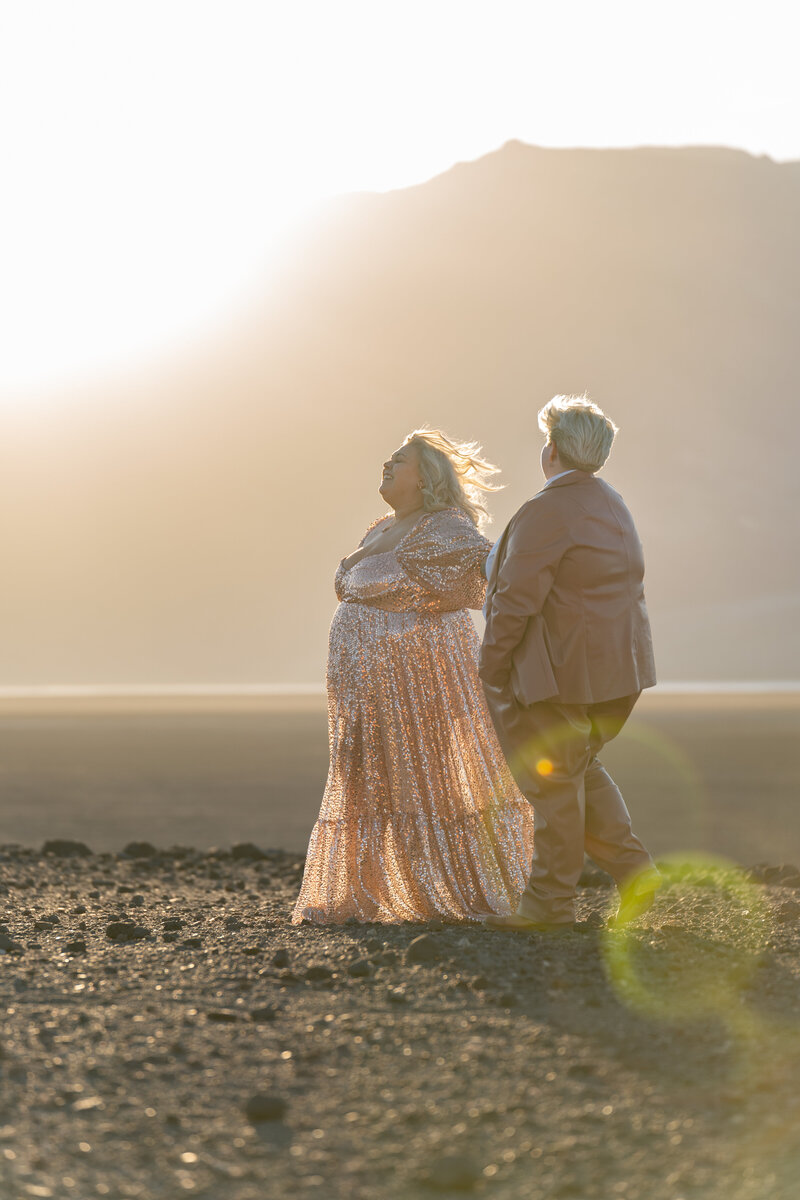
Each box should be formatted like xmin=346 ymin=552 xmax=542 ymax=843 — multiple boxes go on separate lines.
xmin=291 ymin=602 xmax=534 ymax=924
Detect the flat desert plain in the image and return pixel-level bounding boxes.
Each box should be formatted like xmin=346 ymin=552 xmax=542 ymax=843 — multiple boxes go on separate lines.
xmin=0 ymin=692 xmax=798 ymax=865
xmin=1 ymin=693 xmax=798 ymax=1200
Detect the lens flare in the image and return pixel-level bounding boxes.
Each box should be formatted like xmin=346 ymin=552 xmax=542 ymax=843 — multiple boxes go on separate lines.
xmin=602 ymin=853 xmax=769 ymax=1024
xmin=602 ymin=852 xmax=800 ymax=1173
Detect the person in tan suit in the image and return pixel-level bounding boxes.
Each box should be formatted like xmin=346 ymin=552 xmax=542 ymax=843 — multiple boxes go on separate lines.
xmin=479 ymin=395 xmax=660 ymax=930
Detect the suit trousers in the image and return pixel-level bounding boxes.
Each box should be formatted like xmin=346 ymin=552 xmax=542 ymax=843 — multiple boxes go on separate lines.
xmin=483 ymin=687 xmax=655 ymax=924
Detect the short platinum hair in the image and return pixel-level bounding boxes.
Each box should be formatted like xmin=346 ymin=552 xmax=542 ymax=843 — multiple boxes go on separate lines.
xmin=403 ymin=428 xmax=501 ymax=528
xmin=538 ymin=395 xmax=618 ymax=473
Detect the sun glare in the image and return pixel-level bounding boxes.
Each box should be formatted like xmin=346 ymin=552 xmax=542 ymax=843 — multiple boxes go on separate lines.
xmin=1 ymin=0 xmax=797 ymax=400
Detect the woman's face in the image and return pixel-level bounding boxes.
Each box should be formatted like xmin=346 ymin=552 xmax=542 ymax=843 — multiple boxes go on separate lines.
xmin=379 ymin=443 xmax=423 ymax=510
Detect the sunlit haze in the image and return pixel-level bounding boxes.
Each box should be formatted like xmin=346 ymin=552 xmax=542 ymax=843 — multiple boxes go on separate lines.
xmin=1 ymin=0 xmax=797 ymax=396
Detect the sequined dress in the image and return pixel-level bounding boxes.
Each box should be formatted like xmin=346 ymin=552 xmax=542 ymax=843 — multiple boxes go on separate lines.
xmin=291 ymin=507 xmax=534 ymax=924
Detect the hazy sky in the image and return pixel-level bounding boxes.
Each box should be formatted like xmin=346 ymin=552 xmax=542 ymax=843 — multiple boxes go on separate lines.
xmin=1 ymin=0 xmax=796 ymax=395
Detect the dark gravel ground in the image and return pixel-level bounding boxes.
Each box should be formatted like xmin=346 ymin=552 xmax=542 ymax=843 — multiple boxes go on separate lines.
xmin=1 ymin=842 xmax=799 ymax=1200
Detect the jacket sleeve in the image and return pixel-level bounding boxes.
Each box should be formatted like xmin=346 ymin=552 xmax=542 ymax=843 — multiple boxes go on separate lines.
xmin=395 ymin=509 xmax=492 ymax=611
xmin=479 ymin=500 xmax=570 ymax=688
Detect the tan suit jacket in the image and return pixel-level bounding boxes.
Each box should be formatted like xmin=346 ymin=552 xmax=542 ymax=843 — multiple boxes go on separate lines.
xmin=480 ymin=471 xmax=656 ymax=707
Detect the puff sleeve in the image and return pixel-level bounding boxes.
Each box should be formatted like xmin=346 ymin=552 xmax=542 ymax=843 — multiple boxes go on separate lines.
xmin=396 ymin=509 xmax=492 ymax=611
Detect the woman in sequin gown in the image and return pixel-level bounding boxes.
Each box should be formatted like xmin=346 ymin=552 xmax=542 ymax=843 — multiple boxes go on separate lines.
xmin=292 ymin=430 xmax=534 ymax=924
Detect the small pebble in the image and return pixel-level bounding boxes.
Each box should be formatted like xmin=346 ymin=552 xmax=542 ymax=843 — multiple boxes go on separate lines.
xmin=305 ymin=965 xmax=334 ymax=981
xmin=42 ymin=839 xmax=92 ymax=858
xmin=405 ymin=934 xmax=441 ymax=965
xmin=250 ymin=1005 xmax=280 ymax=1023
xmin=244 ymin=1093 xmax=287 ymax=1122
xmin=105 ymin=921 xmax=150 ymax=943
xmin=121 ymin=841 xmax=157 ymax=859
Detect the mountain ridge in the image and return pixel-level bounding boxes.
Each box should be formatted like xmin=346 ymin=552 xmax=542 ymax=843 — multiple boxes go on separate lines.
xmin=4 ymin=141 xmax=799 ymax=684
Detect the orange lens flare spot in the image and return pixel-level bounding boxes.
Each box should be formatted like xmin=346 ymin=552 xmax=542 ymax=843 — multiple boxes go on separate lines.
xmin=536 ymin=758 xmax=554 ymax=776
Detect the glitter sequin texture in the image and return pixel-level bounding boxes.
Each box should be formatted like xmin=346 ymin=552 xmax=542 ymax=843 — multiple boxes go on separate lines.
xmin=292 ymin=507 xmax=535 ymax=924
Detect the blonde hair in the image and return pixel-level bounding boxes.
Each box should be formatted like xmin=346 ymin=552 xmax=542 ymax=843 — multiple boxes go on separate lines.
xmin=403 ymin=428 xmax=501 ymax=527
xmin=538 ymin=394 xmax=618 ymax=473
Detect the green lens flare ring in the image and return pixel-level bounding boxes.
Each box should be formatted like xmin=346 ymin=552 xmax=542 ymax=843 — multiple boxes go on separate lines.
xmin=602 ymin=853 xmax=769 ymax=1022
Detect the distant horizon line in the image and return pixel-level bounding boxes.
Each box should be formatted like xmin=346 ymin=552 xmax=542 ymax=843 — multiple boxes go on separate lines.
xmin=1 ymin=682 xmax=799 ymax=699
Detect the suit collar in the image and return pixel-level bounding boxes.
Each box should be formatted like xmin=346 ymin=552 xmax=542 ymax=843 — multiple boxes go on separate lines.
xmin=541 ymin=469 xmax=595 ymax=491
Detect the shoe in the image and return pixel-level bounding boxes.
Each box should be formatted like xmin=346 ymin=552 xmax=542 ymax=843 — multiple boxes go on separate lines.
xmin=610 ymin=869 xmax=663 ymax=928
xmin=483 ymin=912 xmax=575 ymax=933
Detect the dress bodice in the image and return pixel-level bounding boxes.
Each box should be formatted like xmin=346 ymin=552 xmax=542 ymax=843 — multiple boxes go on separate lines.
xmin=335 ymin=508 xmax=491 ymax=614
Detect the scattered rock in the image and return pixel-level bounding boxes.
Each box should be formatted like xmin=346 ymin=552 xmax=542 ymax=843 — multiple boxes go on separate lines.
xmin=0 ymin=932 xmax=23 ymax=954
xmin=121 ymin=842 xmax=157 ymax=859
xmin=244 ymin=1093 xmax=287 ymax=1122
xmin=776 ymin=900 xmax=800 ymax=922
xmin=305 ymin=964 xmax=334 ymax=981
xmin=405 ymin=934 xmax=442 ymax=965
xmin=42 ymin=839 xmax=92 ymax=859
xmin=3 ymin=839 xmax=798 ymax=1200
xmin=574 ymin=914 xmax=604 ymax=932
xmin=750 ymin=863 xmax=800 ymax=886
xmin=105 ymin=921 xmax=151 ymax=944
xmin=250 ymin=1005 xmax=280 ymax=1023
xmin=129 ymin=895 xmax=146 ymax=908
xmin=230 ymin=843 xmax=267 ymax=860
